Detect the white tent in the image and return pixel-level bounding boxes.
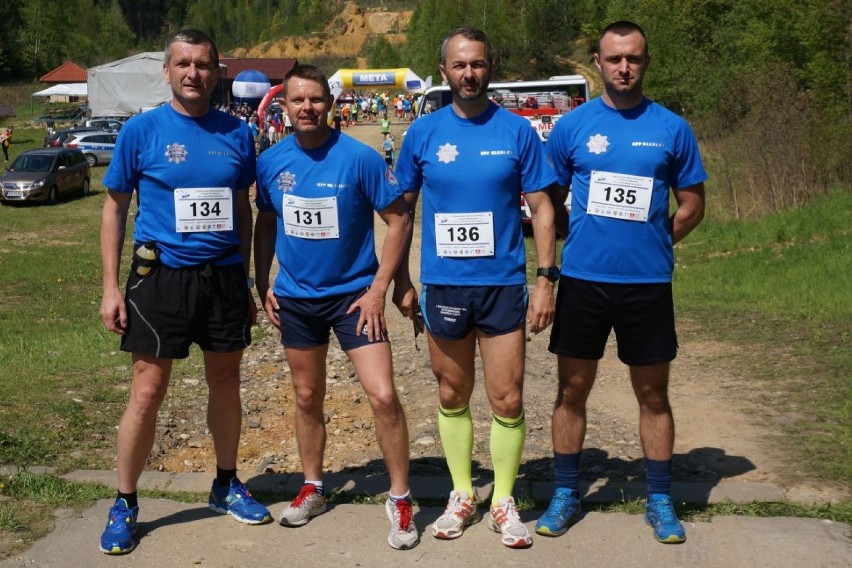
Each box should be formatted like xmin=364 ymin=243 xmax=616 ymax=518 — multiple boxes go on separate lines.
xmin=32 ymin=83 xmax=88 ymax=97
xmin=87 ymin=52 xmax=172 ymax=116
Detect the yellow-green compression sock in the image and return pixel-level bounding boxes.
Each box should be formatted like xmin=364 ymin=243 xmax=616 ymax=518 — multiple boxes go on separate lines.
xmin=438 ymin=405 xmax=475 ymax=497
xmin=489 ymin=411 xmax=526 ymax=506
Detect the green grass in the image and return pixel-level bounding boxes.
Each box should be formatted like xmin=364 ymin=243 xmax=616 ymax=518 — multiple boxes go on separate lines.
xmin=672 ymin=190 xmax=851 ymax=485
xmin=0 ymin=153 xmax=130 ymax=470
xmin=0 ymin=471 xmax=114 ymax=557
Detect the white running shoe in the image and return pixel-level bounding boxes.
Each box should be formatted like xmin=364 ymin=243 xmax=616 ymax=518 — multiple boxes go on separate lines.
xmin=279 ymin=483 xmax=327 ymax=527
xmin=487 ymin=496 xmax=533 ymax=548
xmin=385 ymin=497 xmax=420 ymax=550
xmin=431 ymin=490 xmax=480 ymax=540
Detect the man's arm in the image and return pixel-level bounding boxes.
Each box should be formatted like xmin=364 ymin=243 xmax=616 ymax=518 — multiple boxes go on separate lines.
xmin=99 ymin=190 xmax=132 ymax=334
xmin=348 ymin=195 xmax=413 ymax=342
xmin=253 ymin=209 xmax=280 ymax=328
xmin=391 ymin=190 xmax=420 ymax=318
xmin=524 ymin=188 xmax=557 ymax=334
xmin=235 ymin=186 xmax=257 ymax=324
xmin=671 ymin=183 xmax=705 ymax=244
xmin=549 ymin=183 xmax=570 ymax=239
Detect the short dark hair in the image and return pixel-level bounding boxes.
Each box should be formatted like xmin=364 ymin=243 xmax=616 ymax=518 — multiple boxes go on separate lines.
xmin=440 ymin=27 xmax=493 ymax=65
xmin=283 ymin=64 xmax=331 ymax=99
xmin=165 ymin=29 xmax=219 ymax=68
xmin=598 ymin=20 xmax=648 ymax=55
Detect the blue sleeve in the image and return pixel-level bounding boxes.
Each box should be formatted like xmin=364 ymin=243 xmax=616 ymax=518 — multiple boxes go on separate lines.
xmin=236 ymin=121 xmax=257 ymax=190
xmin=518 ymin=121 xmax=557 ymax=193
xmin=545 ymin=118 xmax=574 ymax=187
xmin=359 ymin=147 xmax=403 ymax=212
xmin=393 ymin=124 xmax=422 ymax=193
xmin=254 ymin=152 xmax=275 ymax=212
xmin=670 ymin=121 xmax=708 ymax=189
xmin=102 ymin=119 xmax=143 ymax=193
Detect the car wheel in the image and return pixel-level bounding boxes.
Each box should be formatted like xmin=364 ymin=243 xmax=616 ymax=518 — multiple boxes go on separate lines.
xmin=81 ymin=178 xmax=91 ymax=197
xmin=85 ymin=153 xmax=97 ymax=167
xmin=48 ymin=185 xmax=59 ymax=205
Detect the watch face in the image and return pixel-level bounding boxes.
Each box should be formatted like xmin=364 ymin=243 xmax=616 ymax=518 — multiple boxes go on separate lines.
xmin=538 ymin=267 xmax=559 ymax=281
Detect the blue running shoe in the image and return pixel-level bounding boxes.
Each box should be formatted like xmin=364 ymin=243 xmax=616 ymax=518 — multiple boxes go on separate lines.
xmin=645 ymin=493 xmax=686 ymax=543
xmin=535 ymin=487 xmax=581 ymax=537
xmin=99 ymin=498 xmax=138 ymax=554
xmin=208 ymin=478 xmax=272 ymax=525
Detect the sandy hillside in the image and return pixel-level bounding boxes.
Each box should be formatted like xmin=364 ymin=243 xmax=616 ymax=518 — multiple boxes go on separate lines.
xmin=229 ymin=1 xmax=411 ymax=62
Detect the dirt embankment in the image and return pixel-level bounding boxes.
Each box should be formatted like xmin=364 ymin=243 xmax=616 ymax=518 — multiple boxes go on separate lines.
xmin=229 ymin=2 xmax=411 ymax=61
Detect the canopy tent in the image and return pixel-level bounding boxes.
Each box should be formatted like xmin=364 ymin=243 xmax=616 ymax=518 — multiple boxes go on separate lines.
xmin=87 ymin=52 xmax=172 ymax=116
xmin=30 ymin=83 xmax=88 ymax=120
xmin=32 ymin=83 xmax=88 ymax=97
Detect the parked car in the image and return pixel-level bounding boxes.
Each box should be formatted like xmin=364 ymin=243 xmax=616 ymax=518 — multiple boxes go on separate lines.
xmin=0 ymin=148 xmax=90 ymax=204
xmin=63 ymin=130 xmax=118 ymax=167
xmin=44 ymin=127 xmax=101 ymax=148
xmin=85 ymin=117 xmax=125 ymax=131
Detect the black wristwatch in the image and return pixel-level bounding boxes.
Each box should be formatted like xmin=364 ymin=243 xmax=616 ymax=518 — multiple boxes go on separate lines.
xmin=536 ymin=266 xmax=560 ymax=282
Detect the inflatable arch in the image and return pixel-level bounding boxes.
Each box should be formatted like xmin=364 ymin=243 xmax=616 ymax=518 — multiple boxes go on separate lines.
xmin=327 ymin=68 xmax=426 ymax=92
xmin=257 ymin=68 xmax=428 ymax=127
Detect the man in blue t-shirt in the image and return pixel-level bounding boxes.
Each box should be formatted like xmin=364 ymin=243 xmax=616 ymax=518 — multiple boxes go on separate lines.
xmin=253 ymin=64 xmax=419 ymax=551
xmin=394 ymin=27 xmax=557 ymax=549
xmin=98 ymin=29 xmax=271 ymax=556
xmin=536 ymin=21 xmax=707 ymax=544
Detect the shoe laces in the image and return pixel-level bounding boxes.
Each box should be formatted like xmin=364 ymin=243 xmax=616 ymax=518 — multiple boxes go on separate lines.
xmin=494 ymin=498 xmax=522 ymax=527
xmin=291 ymin=484 xmax=319 ymax=507
xmin=444 ymin=492 xmax=471 ymax=519
xmin=393 ymin=499 xmax=413 ymax=531
xmin=650 ymin=495 xmax=678 ymax=524
xmin=547 ymin=490 xmax=574 ymax=512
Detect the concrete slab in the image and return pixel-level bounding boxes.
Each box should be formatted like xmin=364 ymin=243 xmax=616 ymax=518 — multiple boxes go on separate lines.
xmin=1 ymin=498 xmax=849 ymax=568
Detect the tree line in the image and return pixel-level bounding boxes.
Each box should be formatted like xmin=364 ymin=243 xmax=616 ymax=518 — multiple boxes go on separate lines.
xmin=1 ymin=0 xmax=848 ymax=217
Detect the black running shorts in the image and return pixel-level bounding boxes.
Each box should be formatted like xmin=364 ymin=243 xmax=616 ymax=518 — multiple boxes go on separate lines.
xmin=548 ymin=276 xmax=677 ymax=365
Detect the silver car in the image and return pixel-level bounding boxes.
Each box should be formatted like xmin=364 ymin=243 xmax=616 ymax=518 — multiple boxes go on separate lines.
xmin=64 ymin=130 xmax=118 ymax=167
xmin=0 ymin=148 xmax=90 ymax=204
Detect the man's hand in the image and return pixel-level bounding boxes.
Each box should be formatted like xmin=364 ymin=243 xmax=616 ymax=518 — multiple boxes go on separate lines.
xmin=526 ymin=280 xmax=555 ymax=334
xmin=392 ymin=281 xmax=419 ymax=319
xmin=263 ymin=288 xmax=281 ymax=329
xmin=348 ymin=287 xmax=388 ymax=343
xmin=100 ymin=288 xmax=127 ymax=335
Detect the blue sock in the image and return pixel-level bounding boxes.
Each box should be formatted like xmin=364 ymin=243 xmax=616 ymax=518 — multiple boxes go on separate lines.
xmin=216 ymin=467 xmax=237 ymax=486
xmin=554 ymin=452 xmax=581 ymax=492
xmin=645 ymin=458 xmax=672 ymax=495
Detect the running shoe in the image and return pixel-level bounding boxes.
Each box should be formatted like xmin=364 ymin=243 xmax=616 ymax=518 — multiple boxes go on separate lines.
xmin=487 ymin=496 xmax=533 ymax=548
xmin=431 ymin=490 xmax=480 ymax=540
xmin=385 ymin=497 xmax=420 ymax=550
xmin=644 ymin=493 xmax=686 ymax=543
xmin=279 ymin=483 xmax=328 ymax=527
xmin=535 ymin=487 xmax=581 ymax=536
xmin=99 ymin=498 xmax=138 ymax=555
xmin=208 ymin=478 xmax=272 ymax=525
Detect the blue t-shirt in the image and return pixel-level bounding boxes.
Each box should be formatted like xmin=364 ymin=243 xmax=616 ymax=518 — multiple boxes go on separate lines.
xmin=395 ymin=103 xmax=556 ymax=285
xmin=103 ymin=104 xmax=256 ymax=268
xmin=546 ymin=98 xmax=708 ymax=284
xmin=256 ymin=129 xmax=403 ymax=299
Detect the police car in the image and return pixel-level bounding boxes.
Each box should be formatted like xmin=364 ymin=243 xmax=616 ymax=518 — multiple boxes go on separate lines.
xmin=63 ymin=131 xmax=118 ymax=167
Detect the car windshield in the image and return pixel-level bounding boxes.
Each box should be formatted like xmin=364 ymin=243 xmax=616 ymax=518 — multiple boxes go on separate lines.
xmin=10 ymin=154 xmax=54 ymax=173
